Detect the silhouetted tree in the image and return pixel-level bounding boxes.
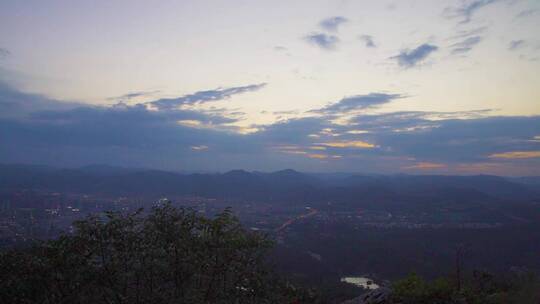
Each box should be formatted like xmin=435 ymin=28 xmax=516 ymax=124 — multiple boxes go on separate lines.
xmin=0 ymin=204 xmax=317 ymax=304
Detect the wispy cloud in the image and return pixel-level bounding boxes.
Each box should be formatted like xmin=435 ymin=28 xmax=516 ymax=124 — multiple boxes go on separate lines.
xmin=444 ymin=0 xmax=500 ymax=24
xmin=392 ymin=44 xmax=438 ymax=68
xmin=312 ymin=93 xmax=404 ymax=115
xmin=368 ymin=115 xmax=540 ymax=163
xmin=307 ymin=153 xmax=328 ymax=159
xmin=0 ymin=48 xmax=9 ymax=59
xmin=109 ymin=90 xmax=160 ymax=103
xmin=190 ymin=145 xmax=209 ymax=151
xmin=319 ymin=16 xmax=348 ymax=32
xmin=489 ymin=151 xmax=540 ymax=159
xmin=403 ymin=162 xmax=447 ymax=170
xmin=0 ymin=81 xmax=83 ymax=119
xmin=2 ymin=80 xmax=540 ymax=174
xmin=151 ymin=83 xmax=266 ymax=110
xmin=508 ymin=40 xmax=526 ymax=50
xmin=451 ymin=36 xmax=482 ymax=55
xmin=451 ymin=27 xmax=487 ymax=39
xmin=516 ymin=8 xmax=539 ymax=19
xmin=359 ymin=35 xmax=376 ymax=48
xmin=304 ymin=33 xmax=340 ymax=50
xmin=316 ymin=141 xmax=375 ymax=148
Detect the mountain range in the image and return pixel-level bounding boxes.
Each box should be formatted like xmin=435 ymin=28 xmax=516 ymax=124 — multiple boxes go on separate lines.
xmin=1 ymin=164 xmax=538 ymax=205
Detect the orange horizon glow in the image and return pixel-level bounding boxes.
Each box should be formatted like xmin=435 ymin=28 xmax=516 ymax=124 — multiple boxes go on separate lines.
xmin=488 ymin=151 xmax=540 ymax=159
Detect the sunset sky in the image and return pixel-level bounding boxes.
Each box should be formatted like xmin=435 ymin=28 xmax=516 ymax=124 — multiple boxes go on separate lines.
xmin=1 ymin=0 xmax=539 ymax=175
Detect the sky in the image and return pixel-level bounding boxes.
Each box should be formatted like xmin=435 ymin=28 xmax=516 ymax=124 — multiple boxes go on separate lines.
xmin=0 ymin=0 xmax=539 ymax=175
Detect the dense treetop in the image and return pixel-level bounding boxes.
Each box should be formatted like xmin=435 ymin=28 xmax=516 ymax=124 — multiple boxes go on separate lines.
xmin=0 ymin=204 xmax=315 ymax=304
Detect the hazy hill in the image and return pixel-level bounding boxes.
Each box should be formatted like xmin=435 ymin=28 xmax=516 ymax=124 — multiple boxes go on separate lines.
xmin=0 ymin=164 xmax=538 ymax=204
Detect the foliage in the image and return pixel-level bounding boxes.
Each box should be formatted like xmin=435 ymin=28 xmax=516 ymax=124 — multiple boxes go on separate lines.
xmin=0 ymin=204 xmax=316 ymax=304
xmin=391 ymin=273 xmax=454 ymax=303
xmin=391 ymin=271 xmax=540 ymax=304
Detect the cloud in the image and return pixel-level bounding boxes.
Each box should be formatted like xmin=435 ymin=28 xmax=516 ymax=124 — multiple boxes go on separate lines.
xmin=304 ymin=17 xmax=346 ymax=51
xmin=444 ymin=0 xmax=499 ymax=24
xmin=516 ymin=8 xmax=539 ymax=19
xmin=307 ymin=153 xmax=341 ymax=159
xmin=451 ymin=27 xmax=487 ymax=39
xmin=109 ymin=90 xmax=160 ymax=103
xmin=451 ymin=36 xmax=482 ymax=54
xmin=508 ymin=40 xmax=526 ymax=50
xmin=403 ymin=162 xmax=448 ymax=170
xmin=151 ymin=83 xmax=266 ymax=110
xmin=312 ymin=93 xmax=404 ymax=115
xmin=253 ymin=117 xmax=331 ymax=145
xmin=0 ymin=48 xmax=9 ymax=59
xmin=0 ymin=80 xmax=250 ymax=151
xmin=488 ymin=151 xmax=540 ymax=159
xmin=34 ymin=104 xmax=238 ymax=126
xmin=359 ymin=35 xmax=376 ymax=48
xmin=392 ymin=44 xmax=438 ymax=68
xmin=304 ymin=33 xmax=340 ymax=50
xmin=367 ymin=115 xmax=540 ymax=163
xmin=1 ymin=80 xmax=539 ymax=174
xmin=191 ymin=145 xmax=209 ymax=151
xmin=249 ymin=108 xmax=540 ymax=174
xmin=258 ymin=112 xmax=540 ymax=174
xmin=319 ymin=16 xmax=348 ymax=32
xmin=316 ymin=141 xmax=375 ymax=148
xmin=0 ymin=81 xmax=83 ymax=119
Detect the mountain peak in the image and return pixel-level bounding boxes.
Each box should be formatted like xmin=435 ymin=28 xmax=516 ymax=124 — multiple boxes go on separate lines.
xmin=223 ymin=169 xmax=252 ymax=176
xmin=273 ymin=169 xmax=302 ymax=176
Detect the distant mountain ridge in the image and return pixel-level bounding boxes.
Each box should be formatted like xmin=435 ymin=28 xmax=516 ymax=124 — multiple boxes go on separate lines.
xmin=0 ymin=164 xmax=538 ymax=204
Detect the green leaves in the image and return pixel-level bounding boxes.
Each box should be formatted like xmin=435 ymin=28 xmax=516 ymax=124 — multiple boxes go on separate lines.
xmin=391 ymin=272 xmax=540 ymax=304
xmin=0 ymin=203 xmax=308 ymax=304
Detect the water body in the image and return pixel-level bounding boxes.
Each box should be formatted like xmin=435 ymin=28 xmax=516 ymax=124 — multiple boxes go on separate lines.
xmin=341 ymin=277 xmax=379 ymax=290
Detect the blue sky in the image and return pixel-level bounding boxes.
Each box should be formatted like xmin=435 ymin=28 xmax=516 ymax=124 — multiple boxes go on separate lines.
xmin=0 ymin=0 xmax=539 ymax=175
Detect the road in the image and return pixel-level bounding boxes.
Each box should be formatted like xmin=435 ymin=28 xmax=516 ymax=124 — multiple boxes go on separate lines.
xmin=275 ymin=208 xmax=318 ymax=233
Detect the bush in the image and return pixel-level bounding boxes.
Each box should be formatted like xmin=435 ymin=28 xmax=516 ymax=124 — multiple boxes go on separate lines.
xmin=391 ymin=272 xmax=540 ymax=304
xmin=392 ymin=273 xmax=455 ymax=304
xmin=0 ymin=204 xmax=314 ymax=304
